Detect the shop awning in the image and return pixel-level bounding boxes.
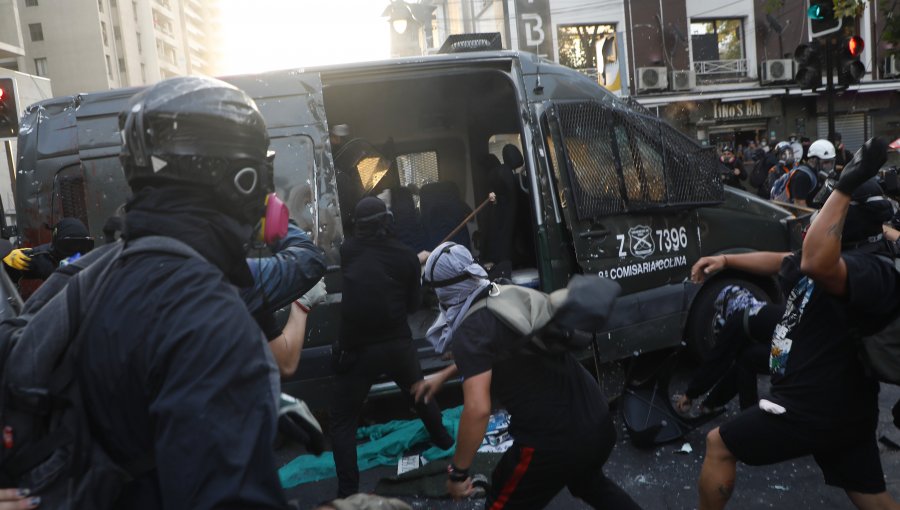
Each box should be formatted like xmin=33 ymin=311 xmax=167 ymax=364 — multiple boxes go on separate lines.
xmin=635 ymin=88 xmax=783 ymax=108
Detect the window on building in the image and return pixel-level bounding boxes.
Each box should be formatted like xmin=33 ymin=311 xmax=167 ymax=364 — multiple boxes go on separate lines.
xmin=101 ymin=21 xmax=108 ymax=46
xmin=34 ymin=57 xmax=48 ymax=77
xmin=140 ymin=63 xmax=146 ymax=81
xmin=98 ymin=0 xmax=103 ymax=12
xmin=114 ymin=26 xmax=121 ymax=40
xmin=24 ymin=0 xmax=38 ymax=6
xmin=136 ymin=32 xmax=142 ymax=53
xmin=557 ymin=24 xmax=618 ymax=88
xmin=110 ymin=0 xmax=116 ymax=6
xmin=690 ymin=19 xmax=746 ymax=77
xmin=118 ymin=57 xmax=125 ymax=73
xmin=133 ymin=0 xmax=138 ymax=22
xmin=106 ymin=55 xmax=113 ymax=79
xmin=28 ymin=23 xmax=44 ymax=42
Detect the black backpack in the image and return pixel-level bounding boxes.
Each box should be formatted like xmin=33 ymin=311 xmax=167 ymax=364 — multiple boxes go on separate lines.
xmin=0 ymin=236 xmax=203 ymax=509
xmin=749 ymin=157 xmax=770 ymax=190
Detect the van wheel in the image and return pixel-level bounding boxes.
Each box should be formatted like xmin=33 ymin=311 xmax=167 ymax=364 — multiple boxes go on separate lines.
xmin=686 ymin=278 xmax=770 ymax=360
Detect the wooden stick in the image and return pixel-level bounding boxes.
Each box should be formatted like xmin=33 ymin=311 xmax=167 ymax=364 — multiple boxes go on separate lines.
xmin=770 ymin=199 xmax=815 ymax=214
xmin=440 ymin=192 xmax=496 ymax=245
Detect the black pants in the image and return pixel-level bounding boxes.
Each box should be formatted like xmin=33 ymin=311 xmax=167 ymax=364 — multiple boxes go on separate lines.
xmin=485 ymin=420 xmax=641 ymax=509
xmin=686 ymin=304 xmax=783 ymax=410
xmin=331 ymin=339 xmax=453 ymax=497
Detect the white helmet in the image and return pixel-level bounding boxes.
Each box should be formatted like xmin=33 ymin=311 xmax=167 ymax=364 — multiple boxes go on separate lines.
xmin=807 ymin=139 xmax=836 ymax=161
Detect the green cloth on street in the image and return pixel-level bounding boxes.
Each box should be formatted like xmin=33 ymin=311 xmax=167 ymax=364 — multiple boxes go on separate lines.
xmin=278 ymin=405 xmax=462 ymax=488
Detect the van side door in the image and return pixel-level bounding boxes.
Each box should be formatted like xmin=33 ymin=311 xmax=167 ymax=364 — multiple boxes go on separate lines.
xmin=222 ymin=71 xmax=343 ymax=399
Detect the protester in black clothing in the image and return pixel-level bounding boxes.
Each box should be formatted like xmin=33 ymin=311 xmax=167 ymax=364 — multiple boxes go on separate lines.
xmin=480 ymin=149 xmax=518 ymax=268
xmin=696 ymin=138 xmax=899 ymax=510
xmin=719 ymin=147 xmax=746 ymax=189
xmin=3 ymin=218 xmax=94 ymax=283
xmin=78 ymin=77 xmax=288 ymax=509
xmin=833 ymin=132 xmax=855 ymax=173
xmin=331 ymin=196 xmax=453 ymax=498
xmin=416 ymin=242 xmax=641 ymax=509
xmin=675 ymin=286 xmax=782 ymax=414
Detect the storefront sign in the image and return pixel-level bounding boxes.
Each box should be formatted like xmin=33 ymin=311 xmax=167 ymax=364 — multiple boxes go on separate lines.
xmin=515 ymin=0 xmax=553 ymax=58
xmin=712 ymin=100 xmax=764 ymax=120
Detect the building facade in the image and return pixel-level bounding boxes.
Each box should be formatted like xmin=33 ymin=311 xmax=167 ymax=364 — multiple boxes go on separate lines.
xmin=15 ymin=0 xmax=219 ymax=96
xmin=416 ymin=0 xmax=900 ymax=151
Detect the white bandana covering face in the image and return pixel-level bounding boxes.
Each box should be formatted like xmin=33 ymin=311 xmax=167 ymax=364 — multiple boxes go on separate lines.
xmin=423 ymin=242 xmax=490 ymax=354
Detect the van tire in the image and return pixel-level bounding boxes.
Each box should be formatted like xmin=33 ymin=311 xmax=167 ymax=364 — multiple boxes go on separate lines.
xmin=686 ymin=277 xmax=770 ymax=360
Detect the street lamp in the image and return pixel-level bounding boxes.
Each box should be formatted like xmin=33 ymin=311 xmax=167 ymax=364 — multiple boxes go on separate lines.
xmin=382 ymin=1 xmax=413 ymax=35
xmin=382 ymin=1 xmax=435 ymax=35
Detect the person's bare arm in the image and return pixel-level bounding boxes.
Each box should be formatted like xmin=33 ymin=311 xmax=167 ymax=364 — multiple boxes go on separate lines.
xmin=884 ymin=224 xmax=900 ymax=242
xmin=268 ymin=303 xmax=308 ymax=378
xmin=800 ymin=191 xmax=850 ymax=296
xmin=447 ymin=370 xmax=491 ymax=500
xmin=691 ymin=252 xmax=791 ymax=283
xmin=412 ymin=364 xmax=458 ymax=404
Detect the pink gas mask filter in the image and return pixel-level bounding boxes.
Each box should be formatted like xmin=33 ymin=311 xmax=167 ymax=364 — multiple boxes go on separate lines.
xmin=260 ymin=193 xmax=289 ymax=244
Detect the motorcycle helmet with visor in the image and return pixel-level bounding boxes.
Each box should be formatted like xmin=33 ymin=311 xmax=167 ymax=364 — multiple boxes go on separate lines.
xmin=807 ymin=139 xmax=836 ymax=174
xmin=119 ymin=76 xmax=274 ymax=225
xmin=774 ymin=141 xmax=794 ymax=166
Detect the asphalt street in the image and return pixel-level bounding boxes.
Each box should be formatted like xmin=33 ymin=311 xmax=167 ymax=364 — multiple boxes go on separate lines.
xmin=280 ymin=365 xmax=900 ymax=510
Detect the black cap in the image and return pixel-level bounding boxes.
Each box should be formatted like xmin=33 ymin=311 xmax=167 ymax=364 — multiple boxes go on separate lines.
xmin=354 ymin=196 xmax=389 ymax=223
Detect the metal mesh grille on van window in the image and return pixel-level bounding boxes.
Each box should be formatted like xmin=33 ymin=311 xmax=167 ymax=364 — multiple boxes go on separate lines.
xmin=397 ymin=151 xmax=439 ymax=189
xmin=54 ymin=166 xmax=90 ymax=230
xmin=554 ymin=101 xmax=723 ymax=219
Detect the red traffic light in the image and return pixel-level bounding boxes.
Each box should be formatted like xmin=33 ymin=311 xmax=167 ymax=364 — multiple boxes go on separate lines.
xmin=847 ymin=36 xmax=864 ymax=57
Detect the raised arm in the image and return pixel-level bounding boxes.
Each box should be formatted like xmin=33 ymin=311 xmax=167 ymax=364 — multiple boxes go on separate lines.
xmin=801 ymin=138 xmax=887 ymax=296
xmin=244 ymin=222 xmax=327 ymax=314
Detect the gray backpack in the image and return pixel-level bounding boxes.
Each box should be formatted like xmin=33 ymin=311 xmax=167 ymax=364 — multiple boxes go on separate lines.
xmin=0 ymin=236 xmax=203 ymax=509
xmin=464 ymin=274 xmax=621 ymax=353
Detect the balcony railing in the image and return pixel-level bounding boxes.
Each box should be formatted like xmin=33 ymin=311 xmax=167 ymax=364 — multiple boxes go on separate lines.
xmin=693 ymin=59 xmax=747 ymax=76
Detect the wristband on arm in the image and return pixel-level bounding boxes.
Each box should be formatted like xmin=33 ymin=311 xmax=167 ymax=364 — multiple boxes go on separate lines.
xmin=447 ymin=463 xmax=470 ymax=482
xmin=293 ymin=300 xmax=310 ymax=313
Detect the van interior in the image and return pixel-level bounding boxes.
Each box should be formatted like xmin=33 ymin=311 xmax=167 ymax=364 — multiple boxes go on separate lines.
xmin=320 ymin=67 xmax=540 ymax=286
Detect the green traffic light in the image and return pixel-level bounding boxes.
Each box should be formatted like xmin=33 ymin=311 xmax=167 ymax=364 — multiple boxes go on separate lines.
xmin=808 ymin=4 xmax=823 ymax=20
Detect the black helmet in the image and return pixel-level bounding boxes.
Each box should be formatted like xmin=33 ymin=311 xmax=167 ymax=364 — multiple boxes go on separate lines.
xmin=119 ymin=76 xmax=273 ymax=223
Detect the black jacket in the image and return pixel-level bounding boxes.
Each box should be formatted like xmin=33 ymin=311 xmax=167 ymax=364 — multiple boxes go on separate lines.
xmin=79 ymin=188 xmax=287 ymax=510
xmin=339 ymin=234 xmax=420 ymax=349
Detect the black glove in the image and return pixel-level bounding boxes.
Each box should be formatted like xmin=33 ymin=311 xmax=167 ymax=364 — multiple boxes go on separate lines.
xmin=278 ymin=394 xmax=325 ymax=455
xmin=835 ymin=137 xmax=888 ymax=195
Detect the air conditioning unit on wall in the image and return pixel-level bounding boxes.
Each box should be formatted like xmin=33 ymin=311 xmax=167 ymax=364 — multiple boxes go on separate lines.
xmin=637 ymin=67 xmax=668 ymax=92
xmin=886 ymin=55 xmax=900 ymax=78
xmin=670 ymin=70 xmax=696 ymax=91
xmin=761 ymin=59 xmax=794 ymax=83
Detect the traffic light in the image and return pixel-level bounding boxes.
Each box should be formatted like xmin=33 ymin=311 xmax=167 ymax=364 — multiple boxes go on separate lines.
xmin=807 ymin=0 xmax=842 ymax=38
xmin=839 ymin=35 xmax=865 ymax=85
xmin=794 ymin=42 xmax=823 ymax=89
xmin=0 ymin=78 xmax=19 ymax=138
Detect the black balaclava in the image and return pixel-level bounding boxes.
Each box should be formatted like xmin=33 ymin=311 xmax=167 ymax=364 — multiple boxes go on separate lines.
xmin=842 ymin=178 xmax=894 ymax=246
xmin=354 ymin=196 xmax=393 ymax=240
xmin=51 ymin=218 xmax=94 ymax=258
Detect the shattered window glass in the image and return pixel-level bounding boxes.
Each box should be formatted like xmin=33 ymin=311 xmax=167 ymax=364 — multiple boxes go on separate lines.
xmin=356 ymin=155 xmax=390 ymax=192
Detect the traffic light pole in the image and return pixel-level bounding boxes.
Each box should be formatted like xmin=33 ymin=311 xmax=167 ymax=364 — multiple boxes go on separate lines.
xmin=825 ymin=36 xmax=835 ymax=140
